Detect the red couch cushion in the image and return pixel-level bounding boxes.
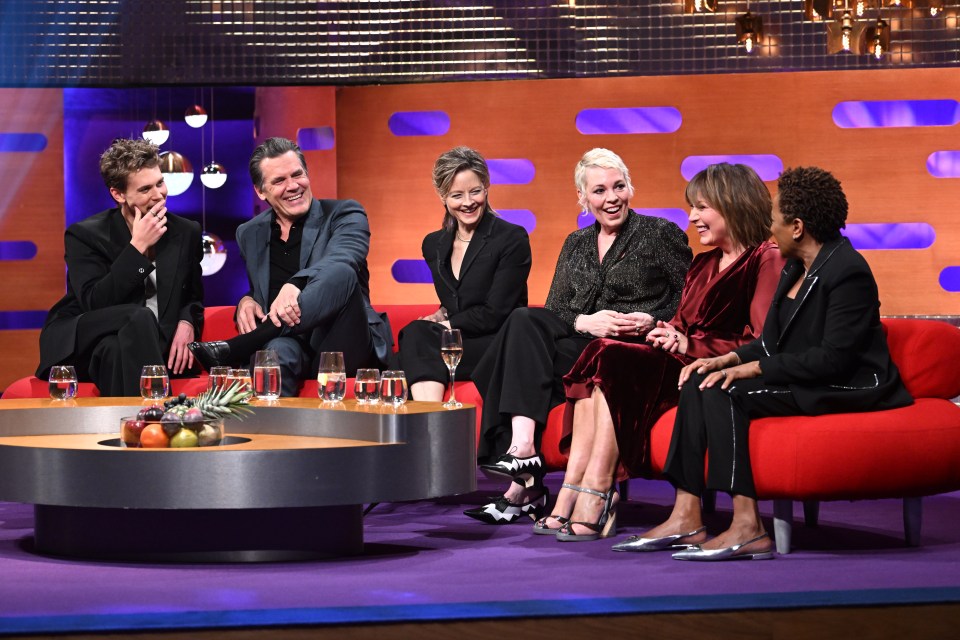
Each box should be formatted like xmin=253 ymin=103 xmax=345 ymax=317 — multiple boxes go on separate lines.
xmin=883 ymin=318 xmax=960 ymax=400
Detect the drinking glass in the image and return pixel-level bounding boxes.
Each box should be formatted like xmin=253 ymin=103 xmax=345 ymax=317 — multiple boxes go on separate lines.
xmin=48 ymin=365 xmax=78 ymax=401
xmin=252 ymin=350 xmax=282 ymax=401
xmin=207 ymin=366 xmax=230 ymax=391
xmin=379 ymin=370 xmax=408 ymax=407
xmin=140 ymin=365 xmax=170 ymax=400
xmin=317 ymin=351 xmax=346 ymax=402
xmin=354 ymin=368 xmax=380 ymax=405
xmin=226 ymin=368 xmax=252 ymax=394
xmin=440 ymin=329 xmax=463 ymax=408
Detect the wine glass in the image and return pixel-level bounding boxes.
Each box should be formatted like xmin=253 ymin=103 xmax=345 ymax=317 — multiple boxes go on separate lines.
xmin=140 ymin=365 xmax=169 ymax=400
xmin=441 ymin=328 xmax=463 ymax=408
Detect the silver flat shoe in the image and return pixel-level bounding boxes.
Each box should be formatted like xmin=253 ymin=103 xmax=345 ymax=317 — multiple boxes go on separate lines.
xmin=671 ymin=532 xmax=775 ymax=561
xmin=611 ymin=526 xmax=707 ymax=552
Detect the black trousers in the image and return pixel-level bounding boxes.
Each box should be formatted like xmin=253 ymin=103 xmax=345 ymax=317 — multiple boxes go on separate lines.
xmin=471 ymin=307 xmax=593 ymax=464
xmin=397 ymin=320 xmax=493 ymax=386
xmin=75 ymin=304 xmax=167 ymax=397
xmin=662 ymin=373 xmax=803 ymax=500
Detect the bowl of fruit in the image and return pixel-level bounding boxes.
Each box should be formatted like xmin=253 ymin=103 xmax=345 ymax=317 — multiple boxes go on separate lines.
xmin=120 ymin=384 xmax=253 ymax=449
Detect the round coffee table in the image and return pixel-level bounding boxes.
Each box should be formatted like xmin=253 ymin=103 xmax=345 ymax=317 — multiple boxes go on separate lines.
xmin=0 ymin=398 xmax=476 ymax=562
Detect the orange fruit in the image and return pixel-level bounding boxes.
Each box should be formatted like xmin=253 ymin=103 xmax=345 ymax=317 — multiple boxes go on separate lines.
xmin=139 ymin=423 xmax=170 ymax=448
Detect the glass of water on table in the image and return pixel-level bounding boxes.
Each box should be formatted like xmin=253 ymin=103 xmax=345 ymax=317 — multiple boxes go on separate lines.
xmin=317 ymin=351 xmax=346 ymax=402
xmin=253 ymin=350 xmax=282 ymax=401
xmin=140 ymin=365 xmax=169 ymax=400
xmin=48 ymin=365 xmax=78 ymax=400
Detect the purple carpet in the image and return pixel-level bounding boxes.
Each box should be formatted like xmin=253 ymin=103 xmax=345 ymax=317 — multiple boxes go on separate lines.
xmin=2 ymin=472 xmax=960 ymax=635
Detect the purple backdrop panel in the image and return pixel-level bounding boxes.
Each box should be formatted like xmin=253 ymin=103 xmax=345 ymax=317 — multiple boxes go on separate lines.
xmin=392 ymin=259 xmax=433 ymax=284
xmin=0 ymin=241 xmax=38 ymax=260
xmin=0 ymin=133 xmax=47 ymax=152
xmin=842 ymin=223 xmax=935 ymax=250
xmin=497 ymin=209 xmax=536 ymax=233
xmin=388 ymin=111 xmax=450 ymax=137
xmin=833 ymin=100 xmax=960 ymax=129
xmin=488 ymin=159 xmax=535 ymax=185
xmin=575 ymin=107 xmax=682 ymax=135
xmin=680 ymin=155 xmax=783 ymax=181
xmin=927 ymin=151 xmax=960 ymax=178
xmin=578 ymin=208 xmax=687 ymax=230
xmin=940 ymin=267 xmax=960 ymax=292
xmin=0 ymin=310 xmax=47 ymax=330
xmin=297 ymin=126 xmax=335 ymax=151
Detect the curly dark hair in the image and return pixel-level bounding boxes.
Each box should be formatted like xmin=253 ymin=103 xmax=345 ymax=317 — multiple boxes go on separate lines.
xmin=776 ymin=166 xmax=847 ymax=243
xmin=98 ymin=138 xmax=160 ymax=192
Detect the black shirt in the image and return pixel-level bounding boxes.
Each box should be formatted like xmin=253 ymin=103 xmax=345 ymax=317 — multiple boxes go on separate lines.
xmin=268 ymin=216 xmax=307 ymax=304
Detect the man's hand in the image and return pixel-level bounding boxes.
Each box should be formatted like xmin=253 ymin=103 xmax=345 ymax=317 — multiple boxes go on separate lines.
xmin=167 ymin=320 xmax=196 ymax=374
xmin=268 ymin=283 xmax=302 ymax=328
xmin=237 ymin=296 xmax=266 ymax=334
xmin=418 ymin=308 xmax=446 ymax=323
xmin=130 ymin=202 xmax=167 ymax=254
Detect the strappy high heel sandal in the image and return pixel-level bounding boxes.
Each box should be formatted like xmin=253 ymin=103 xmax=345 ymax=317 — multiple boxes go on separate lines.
xmin=555 ymin=485 xmax=618 ymax=542
xmin=532 ymin=483 xmax=583 ymax=535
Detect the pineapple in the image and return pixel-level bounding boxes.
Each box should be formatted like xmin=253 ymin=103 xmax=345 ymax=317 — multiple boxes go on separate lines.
xmin=192 ymin=381 xmax=255 ymax=421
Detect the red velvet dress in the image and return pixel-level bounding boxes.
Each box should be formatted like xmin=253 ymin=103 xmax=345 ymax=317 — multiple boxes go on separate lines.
xmin=561 ymin=241 xmax=784 ymax=478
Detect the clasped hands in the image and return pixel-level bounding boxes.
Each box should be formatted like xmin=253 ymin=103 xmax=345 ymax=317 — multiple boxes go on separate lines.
xmin=237 ymin=283 xmax=302 ymax=334
xmin=677 ymin=352 xmax=762 ymax=391
xmin=577 ymin=310 xmax=654 ymax=338
xmin=646 ymin=321 xmax=687 ymax=354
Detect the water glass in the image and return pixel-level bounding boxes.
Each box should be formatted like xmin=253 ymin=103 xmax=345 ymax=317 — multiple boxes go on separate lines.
xmin=140 ymin=365 xmax=170 ymax=400
xmin=207 ymin=366 xmax=230 ymax=391
xmin=225 ymin=368 xmax=252 ymax=394
xmin=317 ymin=351 xmax=346 ymax=402
xmin=252 ymin=350 xmax=282 ymax=401
xmin=48 ymin=365 xmax=78 ymax=400
xmin=379 ymin=370 xmax=408 ymax=407
xmin=354 ymin=368 xmax=381 ymax=405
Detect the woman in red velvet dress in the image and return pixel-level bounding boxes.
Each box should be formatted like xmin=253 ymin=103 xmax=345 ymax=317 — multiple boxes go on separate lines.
xmin=539 ymin=163 xmax=785 ymax=541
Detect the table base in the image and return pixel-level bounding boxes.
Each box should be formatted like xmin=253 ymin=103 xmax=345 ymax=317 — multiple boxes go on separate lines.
xmin=33 ymin=504 xmax=364 ymax=563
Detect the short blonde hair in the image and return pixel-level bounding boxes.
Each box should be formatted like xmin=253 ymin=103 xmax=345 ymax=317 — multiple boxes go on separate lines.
xmin=575 ymin=148 xmax=634 ymax=209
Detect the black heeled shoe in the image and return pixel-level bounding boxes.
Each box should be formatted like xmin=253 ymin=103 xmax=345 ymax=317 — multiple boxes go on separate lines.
xmin=463 ymin=485 xmax=549 ymax=525
xmin=479 ymin=449 xmax=545 ymax=487
xmin=188 ymin=341 xmax=231 ymax=371
xmin=555 ymin=484 xmax=618 ymax=542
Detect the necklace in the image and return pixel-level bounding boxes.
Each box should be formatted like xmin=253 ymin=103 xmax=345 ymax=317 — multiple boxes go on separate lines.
xmin=456 ymin=234 xmax=472 ymax=243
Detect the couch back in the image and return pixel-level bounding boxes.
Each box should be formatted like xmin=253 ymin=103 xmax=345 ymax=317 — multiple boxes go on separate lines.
xmin=882 ymin=318 xmax=960 ymax=400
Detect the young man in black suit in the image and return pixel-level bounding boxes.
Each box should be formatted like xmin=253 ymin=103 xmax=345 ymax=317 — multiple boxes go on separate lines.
xmin=36 ymin=138 xmax=204 ymax=396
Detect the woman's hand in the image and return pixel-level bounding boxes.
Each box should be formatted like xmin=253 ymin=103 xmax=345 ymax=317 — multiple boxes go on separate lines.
xmin=576 ymin=310 xmax=642 ymax=338
xmin=677 ymin=352 xmax=742 ymax=389
xmin=622 ymin=311 xmax=655 ymax=336
xmin=647 ymin=320 xmax=687 ymax=354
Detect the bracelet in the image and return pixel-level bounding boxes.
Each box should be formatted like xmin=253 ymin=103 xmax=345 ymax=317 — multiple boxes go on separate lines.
xmin=574 ymin=314 xmax=591 ymax=337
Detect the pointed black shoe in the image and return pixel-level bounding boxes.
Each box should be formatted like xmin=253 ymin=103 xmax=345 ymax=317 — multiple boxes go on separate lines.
xmin=463 ymin=487 xmax=548 ymax=525
xmin=188 ymin=341 xmax=231 ymax=371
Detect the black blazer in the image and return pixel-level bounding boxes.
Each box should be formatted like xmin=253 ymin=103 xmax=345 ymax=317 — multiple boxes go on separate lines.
xmin=422 ymin=212 xmax=531 ymax=338
xmin=37 ymin=208 xmax=204 ymax=377
xmin=735 ymin=237 xmax=912 ymax=415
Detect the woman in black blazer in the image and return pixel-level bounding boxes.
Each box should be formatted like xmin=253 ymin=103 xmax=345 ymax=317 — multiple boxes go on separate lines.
xmin=398 ymin=147 xmax=531 ymax=401
xmin=616 ymin=166 xmax=912 ymax=561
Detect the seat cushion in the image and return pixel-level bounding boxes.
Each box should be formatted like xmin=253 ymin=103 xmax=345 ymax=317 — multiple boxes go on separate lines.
xmin=883 ymin=318 xmax=960 ymax=400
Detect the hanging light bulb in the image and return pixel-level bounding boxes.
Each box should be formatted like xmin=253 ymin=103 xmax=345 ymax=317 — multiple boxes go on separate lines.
xmin=928 ymin=0 xmax=944 ymax=16
xmin=737 ymin=11 xmax=764 ymax=54
xmin=200 ymin=162 xmax=228 ymax=189
xmin=856 ymin=1 xmax=866 ymax=16
xmin=866 ymin=18 xmax=890 ymax=59
xmin=158 ymin=150 xmax=194 ymax=196
xmin=184 ymin=105 xmax=208 ymax=128
xmin=142 ymin=120 xmax=169 ymax=146
xmin=827 ymin=10 xmax=863 ymax=54
xmin=200 ymin=232 xmax=227 ymax=276
xmin=684 ymin=0 xmax=717 ymax=13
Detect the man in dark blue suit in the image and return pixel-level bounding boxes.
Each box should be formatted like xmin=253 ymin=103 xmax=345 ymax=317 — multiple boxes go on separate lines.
xmin=190 ymin=137 xmax=390 ymax=396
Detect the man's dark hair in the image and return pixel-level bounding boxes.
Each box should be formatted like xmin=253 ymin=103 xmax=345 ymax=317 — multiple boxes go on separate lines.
xmin=249 ymin=137 xmax=308 ymax=190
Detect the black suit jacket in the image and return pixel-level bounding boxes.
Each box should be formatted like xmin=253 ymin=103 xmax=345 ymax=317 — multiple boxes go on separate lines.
xmin=422 ymin=212 xmax=531 ymax=338
xmin=734 ymin=237 xmax=912 ymax=415
xmin=37 ymin=208 xmax=204 ymax=377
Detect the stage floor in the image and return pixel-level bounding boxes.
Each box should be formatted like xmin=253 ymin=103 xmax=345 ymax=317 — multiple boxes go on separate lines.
xmin=2 ymin=473 xmax=960 ymax=636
